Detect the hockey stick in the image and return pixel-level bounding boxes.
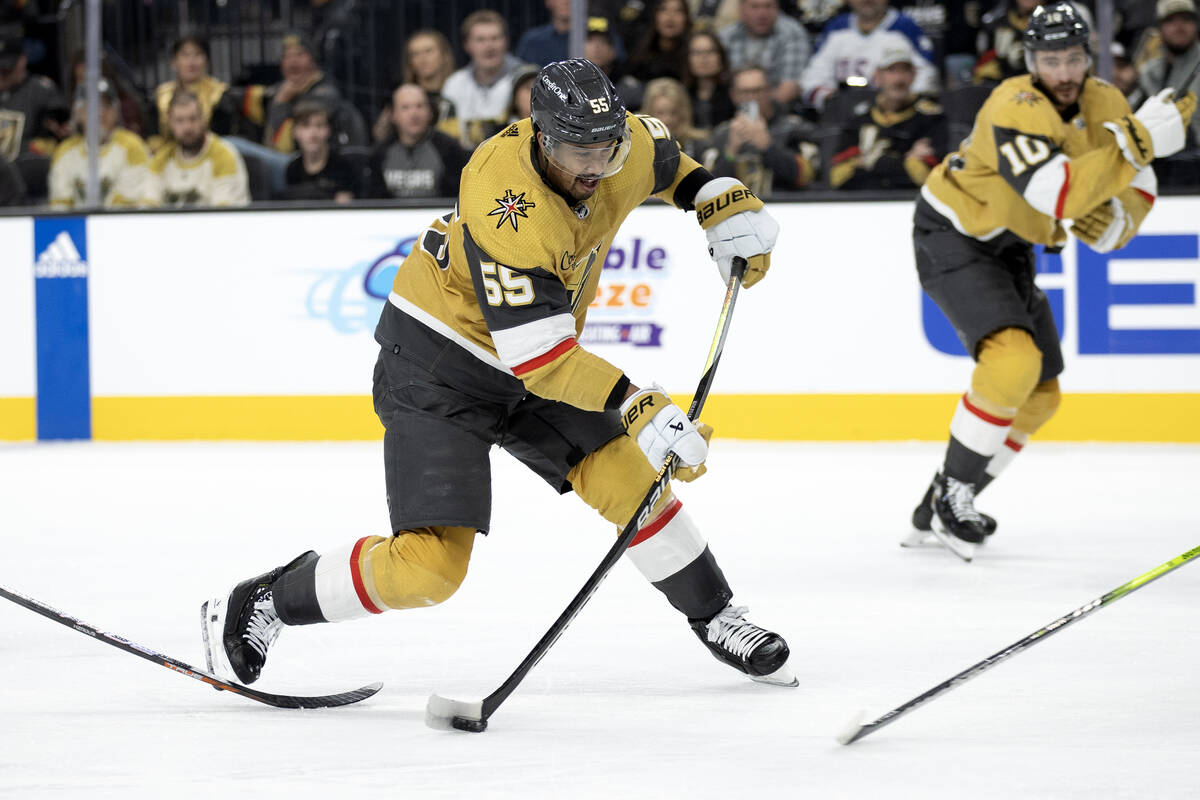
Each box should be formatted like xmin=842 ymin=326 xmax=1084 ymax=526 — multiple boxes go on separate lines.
xmin=0 ymin=584 xmax=382 ymax=709
xmin=427 ymin=258 xmax=747 ymax=733
xmin=837 ymin=543 xmax=1200 ymax=745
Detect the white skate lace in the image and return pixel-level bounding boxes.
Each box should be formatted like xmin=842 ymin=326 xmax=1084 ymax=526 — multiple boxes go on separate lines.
xmin=944 ymin=477 xmax=984 ymax=524
xmin=243 ymin=594 xmax=283 ymax=660
xmin=705 ymin=605 xmax=770 ymax=660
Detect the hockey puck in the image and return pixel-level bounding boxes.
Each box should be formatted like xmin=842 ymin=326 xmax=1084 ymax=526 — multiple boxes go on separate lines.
xmin=451 ymin=716 xmax=488 ymax=733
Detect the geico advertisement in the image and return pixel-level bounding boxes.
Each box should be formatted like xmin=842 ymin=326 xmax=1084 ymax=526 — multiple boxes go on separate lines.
xmin=7 ymin=196 xmax=1200 ymax=398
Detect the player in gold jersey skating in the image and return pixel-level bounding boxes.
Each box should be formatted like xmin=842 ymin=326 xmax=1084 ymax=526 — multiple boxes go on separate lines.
xmin=907 ymin=3 xmax=1196 ymax=560
xmin=202 ymin=59 xmax=799 ymax=690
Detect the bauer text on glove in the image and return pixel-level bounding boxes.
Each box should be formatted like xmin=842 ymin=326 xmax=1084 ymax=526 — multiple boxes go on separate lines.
xmin=695 ymin=177 xmax=779 ymax=289
xmin=620 ymin=387 xmax=709 ymax=478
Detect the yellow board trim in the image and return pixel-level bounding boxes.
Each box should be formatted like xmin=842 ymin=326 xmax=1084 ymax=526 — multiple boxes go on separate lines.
xmin=1 ymin=394 xmax=1196 ymax=442
xmin=0 ymin=398 xmax=36 ymax=440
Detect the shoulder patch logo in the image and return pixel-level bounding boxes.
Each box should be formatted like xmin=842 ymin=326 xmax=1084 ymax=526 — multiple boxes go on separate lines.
xmin=1013 ymin=90 xmax=1042 ymax=107
xmin=488 ymin=189 xmax=536 ymax=232
xmin=501 ymin=123 xmax=520 ymax=137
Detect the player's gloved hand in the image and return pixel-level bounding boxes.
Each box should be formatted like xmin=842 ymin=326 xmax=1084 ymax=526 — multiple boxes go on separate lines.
xmin=1071 ymin=197 xmax=1131 ymax=253
xmin=620 ymin=385 xmax=710 ymax=480
xmin=695 ymin=177 xmax=778 ymax=289
xmin=1104 ymin=89 xmax=1197 ymax=167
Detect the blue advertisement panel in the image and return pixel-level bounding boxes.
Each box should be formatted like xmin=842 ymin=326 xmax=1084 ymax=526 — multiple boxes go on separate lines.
xmin=33 ymin=216 xmax=91 ymax=440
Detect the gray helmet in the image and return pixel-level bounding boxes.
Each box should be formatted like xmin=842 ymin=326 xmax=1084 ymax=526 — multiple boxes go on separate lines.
xmin=531 ymin=58 xmax=626 ymax=145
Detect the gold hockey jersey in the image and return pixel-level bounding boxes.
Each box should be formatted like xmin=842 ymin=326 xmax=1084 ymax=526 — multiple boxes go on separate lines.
xmin=922 ymin=74 xmax=1157 ymax=246
xmin=388 ymin=113 xmax=708 ymax=412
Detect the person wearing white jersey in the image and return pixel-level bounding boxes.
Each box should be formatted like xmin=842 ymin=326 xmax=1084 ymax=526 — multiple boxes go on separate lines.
xmin=800 ymin=0 xmax=938 ymax=111
xmin=151 ymin=89 xmax=249 ymax=207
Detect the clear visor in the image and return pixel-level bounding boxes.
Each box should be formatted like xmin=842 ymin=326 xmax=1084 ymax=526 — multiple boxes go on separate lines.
xmin=541 ymin=123 xmax=632 ymax=179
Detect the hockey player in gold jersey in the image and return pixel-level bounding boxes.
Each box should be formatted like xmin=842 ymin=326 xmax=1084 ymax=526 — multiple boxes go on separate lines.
xmin=908 ymin=3 xmax=1196 ymax=560
xmin=202 ymin=60 xmax=797 ymax=690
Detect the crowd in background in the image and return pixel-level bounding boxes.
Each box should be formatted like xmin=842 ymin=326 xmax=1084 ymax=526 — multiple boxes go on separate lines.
xmin=0 ymin=0 xmax=1197 ymax=209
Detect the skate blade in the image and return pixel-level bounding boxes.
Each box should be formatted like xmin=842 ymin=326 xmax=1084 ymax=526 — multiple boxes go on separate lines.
xmin=425 ymin=694 xmax=487 ymax=732
xmin=929 ymin=525 xmax=977 ymax=562
xmin=200 ymin=597 xmax=237 ymax=684
xmin=750 ymin=663 xmax=798 ymax=688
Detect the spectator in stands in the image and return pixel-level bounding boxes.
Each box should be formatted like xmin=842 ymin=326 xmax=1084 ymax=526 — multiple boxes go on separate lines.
xmin=801 ymin=0 xmax=937 ymax=110
xmin=1111 ymin=41 xmax=1146 ymax=107
xmin=441 ymin=11 xmax=530 ymax=149
xmin=1140 ymin=0 xmax=1200 ymax=187
xmin=719 ymin=0 xmax=812 ymax=108
xmin=242 ymin=32 xmax=367 ymax=154
xmin=151 ymin=36 xmax=237 ymax=148
xmin=507 ymin=64 xmax=539 ymax=123
xmin=0 ymin=151 xmax=25 ymax=204
xmin=697 ymin=64 xmax=819 ymax=195
xmin=517 ymin=0 xmax=574 ymax=66
xmin=150 ymin=89 xmax=249 ymax=207
xmin=973 ymin=0 xmax=1041 ymax=84
xmin=0 ymin=26 xmax=68 ymax=160
xmin=683 ymin=30 xmax=735 ymax=132
xmin=1140 ymin=0 xmax=1200 ymax=140
xmin=585 ymin=15 xmax=643 ymax=112
xmin=66 ymin=49 xmax=148 ymax=138
xmin=828 ymin=39 xmax=946 ymax=190
xmin=640 ymin=76 xmax=705 ymax=157
xmin=626 ymin=0 xmax=692 ymax=84
xmin=283 ymin=100 xmax=357 ymax=203
xmin=368 ymin=83 xmax=468 ymax=200
xmin=398 ymin=29 xmax=459 ymax=138
xmin=48 ymin=79 xmax=157 ymax=208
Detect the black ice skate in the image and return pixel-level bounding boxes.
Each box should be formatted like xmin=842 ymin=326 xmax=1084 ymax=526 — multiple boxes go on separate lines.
xmin=690 ymin=604 xmax=797 ymax=687
xmin=201 ymin=551 xmax=317 ymax=685
xmin=926 ymin=473 xmax=988 ymax=562
xmin=903 ymin=472 xmax=997 ymax=549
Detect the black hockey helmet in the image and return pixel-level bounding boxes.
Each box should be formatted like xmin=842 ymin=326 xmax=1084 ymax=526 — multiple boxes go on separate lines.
xmin=531 ymin=58 xmax=631 ymax=178
xmin=1024 ymin=2 xmax=1091 ymax=54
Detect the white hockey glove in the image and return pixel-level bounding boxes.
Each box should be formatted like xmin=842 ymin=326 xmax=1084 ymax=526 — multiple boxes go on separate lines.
xmin=695 ymin=177 xmax=779 ymax=289
xmin=1071 ymin=197 xmax=1131 ymax=253
xmin=620 ymin=385 xmax=713 ymax=482
xmin=1104 ymin=89 xmax=1197 ymax=168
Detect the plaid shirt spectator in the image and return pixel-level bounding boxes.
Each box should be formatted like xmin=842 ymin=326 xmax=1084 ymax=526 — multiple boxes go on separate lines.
xmin=719 ymin=10 xmax=811 ymax=104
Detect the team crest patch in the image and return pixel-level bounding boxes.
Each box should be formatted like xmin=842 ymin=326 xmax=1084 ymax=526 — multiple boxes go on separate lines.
xmin=488 ymin=189 xmax=536 ymax=231
xmin=1013 ymin=90 xmax=1042 ymax=106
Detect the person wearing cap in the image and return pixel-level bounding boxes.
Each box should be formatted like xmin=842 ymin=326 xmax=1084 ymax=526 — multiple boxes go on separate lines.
xmin=584 ymin=15 xmax=643 ymax=111
xmin=1111 ymin=41 xmax=1146 ymax=107
xmin=829 ymin=34 xmax=946 ymax=190
xmin=47 ymin=79 xmax=158 ymax=209
xmin=0 ymin=25 xmax=69 ymax=160
xmin=800 ymin=0 xmax=936 ymax=111
xmin=1138 ymin=0 xmax=1200 ymax=146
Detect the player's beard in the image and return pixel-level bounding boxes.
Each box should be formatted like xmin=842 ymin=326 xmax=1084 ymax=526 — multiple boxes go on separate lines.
xmin=1045 ymin=77 xmax=1084 ymax=109
xmin=571 ymin=174 xmax=601 ymax=200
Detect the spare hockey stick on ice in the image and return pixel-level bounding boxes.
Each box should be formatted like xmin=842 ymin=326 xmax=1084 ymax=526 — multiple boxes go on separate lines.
xmin=0 ymin=584 xmax=382 ymax=709
xmin=427 ymin=259 xmax=747 ymax=733
xmin=837 ymin=543 xmax=1200 ymax=745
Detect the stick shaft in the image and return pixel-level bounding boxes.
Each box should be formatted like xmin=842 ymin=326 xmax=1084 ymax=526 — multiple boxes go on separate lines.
xmin=844 ymin=543 xmax=1200 ymax=744
xmin=478 ymin=261 xmax=746 ymax=720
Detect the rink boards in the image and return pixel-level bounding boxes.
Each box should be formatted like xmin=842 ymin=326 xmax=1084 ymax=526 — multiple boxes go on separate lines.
xmin=2 ymin=198 xmax=1199 ymax=441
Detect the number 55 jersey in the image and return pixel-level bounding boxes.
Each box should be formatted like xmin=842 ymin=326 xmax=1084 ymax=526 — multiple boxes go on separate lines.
xmin=920 ymin=74 xmax=1156 ymax=247
xmin=380 ymin=113 xmax=710 ymax=413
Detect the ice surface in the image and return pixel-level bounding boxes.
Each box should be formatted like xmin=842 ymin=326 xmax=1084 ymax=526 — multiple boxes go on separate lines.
xmin=1 ymin=440 xmax=1197 ymax=799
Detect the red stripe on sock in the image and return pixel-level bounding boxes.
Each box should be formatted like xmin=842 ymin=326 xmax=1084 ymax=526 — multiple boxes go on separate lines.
xmin=349 ymin=537 xmax=384 ymax=614
xmin=1004 ymin=438 xmax=1024 ymax=452
xmin=628 ymin=498 xmax=682 ymax=548
xmin=961 ymin=394 xmax=1014 ymax=427
xmin=1054 ymin=162 xmax=1070 ymax=220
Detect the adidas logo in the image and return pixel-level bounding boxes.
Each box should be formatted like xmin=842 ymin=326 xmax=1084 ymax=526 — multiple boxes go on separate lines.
xmin=34 ymin=231 xmax=87 ymax=278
